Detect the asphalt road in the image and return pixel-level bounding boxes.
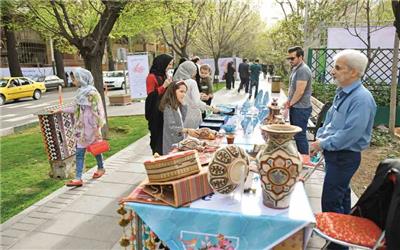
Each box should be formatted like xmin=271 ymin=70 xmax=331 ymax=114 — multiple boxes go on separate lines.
xmin=0 ymin=87 xmax=127 ymax=130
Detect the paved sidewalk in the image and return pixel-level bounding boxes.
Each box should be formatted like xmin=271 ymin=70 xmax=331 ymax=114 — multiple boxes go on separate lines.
xmin=0 ymin=79 xmax=357 ymax=249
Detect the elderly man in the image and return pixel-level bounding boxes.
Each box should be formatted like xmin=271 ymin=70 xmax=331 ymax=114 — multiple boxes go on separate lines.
xmin=311 ymin=50 xmax=376 ymax=248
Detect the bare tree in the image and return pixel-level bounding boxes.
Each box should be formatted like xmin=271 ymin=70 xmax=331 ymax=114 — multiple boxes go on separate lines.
xmin=194 ymin=0 xmax=254 ymax=79
xmin=343 ymin=0 xmax=392 ymax=69
xmin=389 ymin=0 xmax=399 ymax=135
xmin=160 ymin=0 xmax=206 ymax=58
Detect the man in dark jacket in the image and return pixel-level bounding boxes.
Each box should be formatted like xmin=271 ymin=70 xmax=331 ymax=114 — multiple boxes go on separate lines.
xmin=238 ymin=58 xmax=250 ymax=93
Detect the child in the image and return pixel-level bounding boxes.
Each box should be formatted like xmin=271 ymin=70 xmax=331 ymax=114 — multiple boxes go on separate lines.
xmin=199 ymin=64 xmax=214 ymax=105
xmin=159 ymin=81 xmax=196 ymax=154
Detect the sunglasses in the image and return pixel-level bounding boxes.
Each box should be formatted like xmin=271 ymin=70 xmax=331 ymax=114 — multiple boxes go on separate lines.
xmin=286 ymin=57 xmax=296 ymax=61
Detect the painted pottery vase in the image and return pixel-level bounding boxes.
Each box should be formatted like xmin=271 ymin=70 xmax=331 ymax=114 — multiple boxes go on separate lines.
xmin=208 ymin=145 xmax=250 ymax=194
xmin=257 ymin=124 xmax=302 ymax=209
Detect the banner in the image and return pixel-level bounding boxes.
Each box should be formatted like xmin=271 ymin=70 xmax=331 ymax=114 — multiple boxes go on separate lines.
xmin=200 ymin=57 xmax=242 ymax=81
xmin=127 ymin=54 xmax=149 ymax=99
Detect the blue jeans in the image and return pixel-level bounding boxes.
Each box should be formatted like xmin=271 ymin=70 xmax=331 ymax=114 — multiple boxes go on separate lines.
xmin=322 ymin=150 xmax=361 ymax=250
xmin=289 ymin=106 xmax=312 ymax=154
xmin=76 ymin=147 xmax=104 ymax=179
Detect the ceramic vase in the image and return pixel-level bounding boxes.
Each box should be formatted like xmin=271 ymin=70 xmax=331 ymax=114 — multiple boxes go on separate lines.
xmin=208 ymin=145 xmax=250 ymax=194
xmin=257 ymin=124 xmax=302 ymax=209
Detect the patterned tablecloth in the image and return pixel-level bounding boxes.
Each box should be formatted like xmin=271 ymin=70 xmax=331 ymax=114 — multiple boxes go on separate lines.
xmin=125 ymin=178 xmax=315 ymax=250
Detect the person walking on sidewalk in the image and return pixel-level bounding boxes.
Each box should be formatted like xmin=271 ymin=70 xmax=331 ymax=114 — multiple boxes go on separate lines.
xmin=249 ymin=59 xmax=262 ymax=99
xmin=310 ymin=49 xmax=376 ymax=250
xmin=145 ymin=54 xmax=174 ymax=155
xmin=225 ymin=61 xmax=236 ymax=90
xmin=284 ymin=46 xmax=312 ymax=156
xmin=238 ymin=58 xmax=250 ymax=93
xmin=62 ymin=68 xmax=106 ymax=187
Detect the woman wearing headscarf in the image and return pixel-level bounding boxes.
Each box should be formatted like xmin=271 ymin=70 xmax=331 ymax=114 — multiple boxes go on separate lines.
xmin=173 ymin=61 xmax=217 ymax=129
xmin=145 ymin=54 xmax=174 ymax=155
xmin=61 ymin=68 xmax=106 ymax=187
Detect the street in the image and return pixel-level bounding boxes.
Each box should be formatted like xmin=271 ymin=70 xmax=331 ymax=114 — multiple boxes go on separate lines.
xmin=0 ymin=88 xmax=128 ymax=130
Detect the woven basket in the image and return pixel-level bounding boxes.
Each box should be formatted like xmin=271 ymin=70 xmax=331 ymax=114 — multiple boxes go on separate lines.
xmin=144 ymin=150 xmax=201 ymax=182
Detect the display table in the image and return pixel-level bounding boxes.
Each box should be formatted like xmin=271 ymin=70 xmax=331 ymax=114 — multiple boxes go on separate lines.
xmin=125 ymin=178 xmax=315 ymax=250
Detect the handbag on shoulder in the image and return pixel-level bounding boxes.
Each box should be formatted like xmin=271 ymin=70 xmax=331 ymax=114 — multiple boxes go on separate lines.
xmin=87 ymin=140 xmax=110 ymax=156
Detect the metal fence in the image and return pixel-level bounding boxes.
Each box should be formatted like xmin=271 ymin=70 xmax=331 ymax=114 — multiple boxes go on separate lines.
xmin=307 ymin=48 xmax=397 ymax=85
xmin=307 ymin=48 xmax=400 ymax=108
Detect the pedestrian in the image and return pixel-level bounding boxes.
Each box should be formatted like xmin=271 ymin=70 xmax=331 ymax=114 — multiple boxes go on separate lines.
xmin=159 ymin=81 xmax=196 ymax=154
xmin=238 ymin=58 xmax=250 ymax=93
xmin=249 ymin=59 xmax=262 ymax=99
xmin=145 ymin=54 xmax=174 ymax=155
xmin=173 ymin=61 xmax=217 ymax=129
xmin=284 ymin=46 xmax=312 ymax=156
xmin=65 ymin=72 xmax=69 ymax=87
xmin=191 ymin=56 xmax=201 ymax=91
xmin=225 ymin=61 xmax=235 ymax=90
xmin=310 ymin=49 xmax=376 ymax=250
xmin=61 ymin=68 xmax=106 ymax=187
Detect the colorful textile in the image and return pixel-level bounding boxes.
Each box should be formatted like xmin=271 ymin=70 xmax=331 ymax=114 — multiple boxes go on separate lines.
xmin=126 ymin=182 xmax=314 ymax=250
xmin=316 ymin=212 xmax=382 ymax=248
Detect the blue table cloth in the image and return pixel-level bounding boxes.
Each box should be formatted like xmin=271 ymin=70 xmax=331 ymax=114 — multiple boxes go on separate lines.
xmin=125 ymin=180 xmax=315 ymax=250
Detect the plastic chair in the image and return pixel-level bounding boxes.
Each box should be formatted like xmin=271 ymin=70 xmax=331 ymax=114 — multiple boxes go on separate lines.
xmin=313 ymin=159 xmax=400 ymax=250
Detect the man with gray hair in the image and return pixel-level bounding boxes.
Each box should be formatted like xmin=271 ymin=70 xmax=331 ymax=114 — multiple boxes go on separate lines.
xmin=310 ymin=49 xmax=376 ymax=249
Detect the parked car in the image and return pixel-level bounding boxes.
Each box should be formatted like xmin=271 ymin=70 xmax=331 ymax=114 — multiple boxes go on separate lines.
xmin=35 ymin=75 xmax=65 ymax=90
xmin=0 ymin=77 xmax=46 ymax=105
xmin=103 ymin=71 xmax=128 ymax=90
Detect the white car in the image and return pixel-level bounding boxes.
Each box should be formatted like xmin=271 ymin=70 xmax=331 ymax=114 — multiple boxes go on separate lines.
xmin=103 ymin=71 xmax=128 ymax=90
xmin=36 ymin=75 xmax=65 ymax=90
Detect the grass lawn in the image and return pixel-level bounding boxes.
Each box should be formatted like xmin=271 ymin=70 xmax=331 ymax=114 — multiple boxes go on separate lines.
xmin=213 ymin=82 xmax=226 ymax=92
xmin=0 ymin=115 xmax=148 ymax=223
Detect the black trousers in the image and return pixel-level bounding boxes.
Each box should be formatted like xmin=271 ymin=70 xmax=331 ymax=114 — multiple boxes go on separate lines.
xmin=238 ymin=77 xmax=249 ymax=93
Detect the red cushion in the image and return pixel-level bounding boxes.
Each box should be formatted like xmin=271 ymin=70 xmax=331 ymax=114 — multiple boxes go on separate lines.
xmin=316 ymin=212 xmax=383 ymax=248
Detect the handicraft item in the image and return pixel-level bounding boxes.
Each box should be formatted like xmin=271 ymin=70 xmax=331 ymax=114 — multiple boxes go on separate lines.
xmin=257 ymin=124 xmax=302 ymax=208
xmin=208 ymin=145 xmax=250 ymax=194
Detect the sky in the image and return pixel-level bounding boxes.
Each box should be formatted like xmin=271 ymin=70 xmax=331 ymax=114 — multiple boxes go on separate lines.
xmin=257 ymin=0 xmax=286 ymax=26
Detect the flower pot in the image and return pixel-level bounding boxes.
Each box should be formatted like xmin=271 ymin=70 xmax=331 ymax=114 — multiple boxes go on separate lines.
xmin=108 ymin=94 xmax=131 ymax=106
xmin=257 ymin=124 xmax=302 ymax=209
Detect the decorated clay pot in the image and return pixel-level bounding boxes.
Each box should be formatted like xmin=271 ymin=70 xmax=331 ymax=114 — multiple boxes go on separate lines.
xmin=257 ymin=124 xmax=302 ymax=209
xmin=178 ymin=137 xmax=206 ymax=152
xmin=208 ymin=145 xmax=250 ymax=194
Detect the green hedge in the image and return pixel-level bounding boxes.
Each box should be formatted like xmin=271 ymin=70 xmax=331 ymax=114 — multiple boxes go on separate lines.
xmin=312 ymin=82 xmax=400 ymax=126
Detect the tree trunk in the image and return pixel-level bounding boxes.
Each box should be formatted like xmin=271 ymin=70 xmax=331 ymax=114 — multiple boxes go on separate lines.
xmin=106 ymin=38 xmax=115 ymax=71
xmin=83 ymin=54 xmax=109 ymax=138
xmin=213 ymin=56 xmax=220 ymax=83
xmin=54 ymin=47 xmax=66 ymax=85
xmin=4 ymin=25 xmax=22 ymax=77
xmin=180 ymin=46 xmax=188 ymax=59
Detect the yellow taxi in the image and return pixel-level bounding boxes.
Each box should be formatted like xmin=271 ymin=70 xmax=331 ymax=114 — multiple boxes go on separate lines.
xmin=0 ymin=77 xmax=46 ymax=105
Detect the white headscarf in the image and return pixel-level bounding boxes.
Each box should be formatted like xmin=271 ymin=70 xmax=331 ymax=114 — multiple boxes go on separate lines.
xmin=74 ymin=68 xmax=98 ymax=106
xmin=173 ymin=61 xmax=197 ymax=81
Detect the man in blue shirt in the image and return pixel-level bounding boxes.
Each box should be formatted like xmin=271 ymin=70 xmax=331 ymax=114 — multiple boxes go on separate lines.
xmin=311 ymin=49 xmax=376 ymax=249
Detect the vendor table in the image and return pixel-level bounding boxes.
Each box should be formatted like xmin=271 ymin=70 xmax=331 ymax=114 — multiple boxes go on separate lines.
xmin=125 ymin=178 xmax=315 ymax=250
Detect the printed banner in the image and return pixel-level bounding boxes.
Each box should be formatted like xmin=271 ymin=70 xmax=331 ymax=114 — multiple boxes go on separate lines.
xmin=127 ymin=54 xmax=149 ymax=99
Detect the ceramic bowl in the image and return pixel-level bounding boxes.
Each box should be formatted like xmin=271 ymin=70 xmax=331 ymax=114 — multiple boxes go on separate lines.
xmin=208 ymin=145 xmax=250 ymax=194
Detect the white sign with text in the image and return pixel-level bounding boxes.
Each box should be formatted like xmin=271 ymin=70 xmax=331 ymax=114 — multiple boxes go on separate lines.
xmin=127 ymin=54 xmax=149 ymax=99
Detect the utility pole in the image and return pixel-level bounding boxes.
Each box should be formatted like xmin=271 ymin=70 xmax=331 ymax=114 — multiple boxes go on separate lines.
xmin=389 ymin=35 xmax=399 ymax=135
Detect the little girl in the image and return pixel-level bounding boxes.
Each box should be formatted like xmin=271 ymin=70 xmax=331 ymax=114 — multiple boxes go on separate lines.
xmin=159 ymin=81 xmax=196 ymax=154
